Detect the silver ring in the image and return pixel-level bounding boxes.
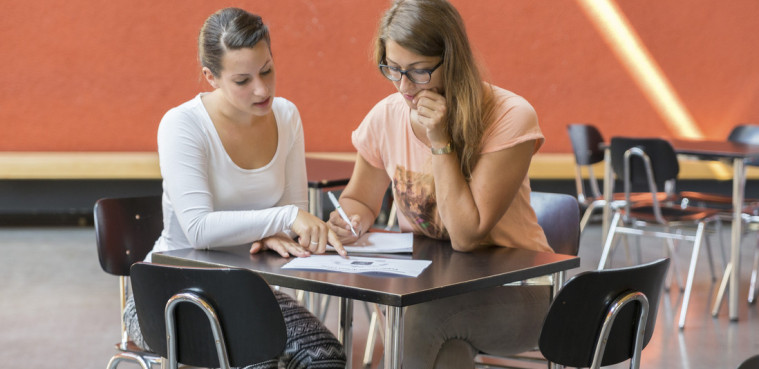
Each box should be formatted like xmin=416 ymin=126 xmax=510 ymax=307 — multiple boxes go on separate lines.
xmin=310 ymin=241 xmax=319 ymax=245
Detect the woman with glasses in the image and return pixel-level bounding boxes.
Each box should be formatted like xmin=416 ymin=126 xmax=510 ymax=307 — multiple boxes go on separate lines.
xmin=124 ymin=8 xmax=347 ymax=368
xmin=328 ymin=0 xmax=552 ymax=367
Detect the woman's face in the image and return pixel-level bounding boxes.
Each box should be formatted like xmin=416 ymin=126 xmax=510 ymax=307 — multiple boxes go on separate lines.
xmin=384 ymin=40 xmax=443 ymax=109
xmin=206 ymin=41 xmax=275 ymax=117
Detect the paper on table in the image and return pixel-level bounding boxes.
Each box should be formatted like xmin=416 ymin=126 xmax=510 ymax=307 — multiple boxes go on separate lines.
xmin=328 ymin=232 xmax=413 ymax=254
xmin=281 ymin=255 xmax=431 ymax=277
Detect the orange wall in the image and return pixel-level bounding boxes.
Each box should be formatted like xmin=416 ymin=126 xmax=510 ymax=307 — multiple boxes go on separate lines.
xmin=2 ymin=0 xmax=758 ymax=153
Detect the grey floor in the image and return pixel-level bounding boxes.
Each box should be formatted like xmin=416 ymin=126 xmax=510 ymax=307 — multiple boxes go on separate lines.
xmin=2 ymin=222 xmax=759 ymax=368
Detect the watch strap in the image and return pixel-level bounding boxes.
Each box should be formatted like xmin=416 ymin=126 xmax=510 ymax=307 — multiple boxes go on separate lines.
xmin=431 ymin=142 xmax=453 ymax=155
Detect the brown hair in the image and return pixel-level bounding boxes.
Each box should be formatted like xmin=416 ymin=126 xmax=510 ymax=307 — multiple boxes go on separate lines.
xmin=374 ymin=0 xmax=494 ymax=179
xmin=199 ymin=8 xmax=271 ymax=77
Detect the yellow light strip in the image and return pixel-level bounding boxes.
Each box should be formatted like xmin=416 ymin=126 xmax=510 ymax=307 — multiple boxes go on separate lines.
xmin=576 ymin=0 xmax=733 ymax=178
xmin=576 ymin=0 xmax=703 ymax=139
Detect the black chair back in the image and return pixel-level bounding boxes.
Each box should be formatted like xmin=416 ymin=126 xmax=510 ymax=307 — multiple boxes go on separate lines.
xmin=567 ymin=123 xmax=606 ymax=166
xmin=130 ymin=262 xmax=287 ymax=368
xmin=530 ymin=191 xmax=580 ymax=256
xmin=539 ymin=258 xmax=670 ymax=368
xmin=610 ymin=137 xmax=679 ymax=192
xmin=94 ymin=195 xmax=163 ymax=276
xmin=729 ymin=124 xmax=759 ymax=166
xmin=737 ymin=354 xmax=759 ymax=369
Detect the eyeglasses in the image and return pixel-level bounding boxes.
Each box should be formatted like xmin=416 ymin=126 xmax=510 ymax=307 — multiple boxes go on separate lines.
xmin=378 ymin=60 xmax=443 ymax=84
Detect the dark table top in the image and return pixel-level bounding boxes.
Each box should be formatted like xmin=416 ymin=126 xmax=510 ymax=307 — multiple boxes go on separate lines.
xmin=306 ymin=157 xmax=355 ymax=189
xmin=669 ymin=138 xmax=759 ymax=160
xmin=152 ymin=235 xmax=580 ymax=307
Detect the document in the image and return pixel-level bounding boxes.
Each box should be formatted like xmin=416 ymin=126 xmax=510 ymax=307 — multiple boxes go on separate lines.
xmin=282 ymin=255 xmax=431 ymax=277
xmin=328 ymin=232 xmax=413 ymax=254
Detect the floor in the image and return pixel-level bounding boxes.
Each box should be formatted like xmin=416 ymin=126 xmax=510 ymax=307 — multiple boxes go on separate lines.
xmin=1 ymin=222 xmax=759 ymax=369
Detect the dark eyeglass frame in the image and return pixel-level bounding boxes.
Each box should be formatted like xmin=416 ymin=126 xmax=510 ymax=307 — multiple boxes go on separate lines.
xmin=378 ymin=59 xmax=444 ymax=84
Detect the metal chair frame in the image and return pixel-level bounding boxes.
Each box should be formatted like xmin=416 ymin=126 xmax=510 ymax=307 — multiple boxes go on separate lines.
xmin=164 ymin=292 xmax=232 ymax=369
xmin=599 ymin=141 xmax=720 ymax=329
xmin=94 ymin=195 xmax=163 ymax=369
xmin=131 ymin=263 xmax=287 ymax=369
xmin=538 ymin=258 xmax=669 ymax=369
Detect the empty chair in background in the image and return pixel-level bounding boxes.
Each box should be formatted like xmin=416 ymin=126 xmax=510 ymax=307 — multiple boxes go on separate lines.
xmin=599 ymin=137 xmax=721 ymax=329
xmin=567 ymin=124 xmax=672 ymax=234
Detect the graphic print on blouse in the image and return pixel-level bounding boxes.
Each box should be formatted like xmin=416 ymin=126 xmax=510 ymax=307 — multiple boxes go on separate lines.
xmin=392 ymin=164 xmax=449 ymax=240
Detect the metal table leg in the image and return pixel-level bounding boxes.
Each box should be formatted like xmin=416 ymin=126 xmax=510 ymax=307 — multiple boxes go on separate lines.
xmin=384 ymin=306 xmax=403 ymax=369
xmin=338 ymin=297 xmax=353 ymax=369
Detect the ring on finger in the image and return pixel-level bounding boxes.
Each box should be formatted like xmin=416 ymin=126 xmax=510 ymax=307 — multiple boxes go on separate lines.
xmin=310 ymin=241 xmax=319 ymax=245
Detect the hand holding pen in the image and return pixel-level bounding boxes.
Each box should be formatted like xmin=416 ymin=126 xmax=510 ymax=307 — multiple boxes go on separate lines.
xmin=327 ymin=191 xmax=361 ymax=241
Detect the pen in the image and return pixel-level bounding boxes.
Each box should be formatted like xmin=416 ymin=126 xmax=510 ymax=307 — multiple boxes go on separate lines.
xmin=327 ymin=191 xmax=358 ymax=237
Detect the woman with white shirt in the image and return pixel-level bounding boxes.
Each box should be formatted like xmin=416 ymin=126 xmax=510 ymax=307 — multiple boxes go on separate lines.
xmin=125 ymin=8 xmax=346 ymax=368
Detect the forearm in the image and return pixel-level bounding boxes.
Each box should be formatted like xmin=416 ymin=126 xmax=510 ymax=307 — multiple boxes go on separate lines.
xmin=432 ymin=154 xmax=492 ymax=251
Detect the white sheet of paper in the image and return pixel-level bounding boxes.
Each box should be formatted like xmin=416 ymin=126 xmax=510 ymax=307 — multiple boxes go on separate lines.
xmin=281 ymin=255 xmax=431 ymax=277
xmin=328 ymin=232 xmax=413 ymax=254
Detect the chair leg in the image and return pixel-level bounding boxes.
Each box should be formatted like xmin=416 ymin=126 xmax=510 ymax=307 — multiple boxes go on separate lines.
xmin=107 ymin=352 xmax=153 ymax=369
xmin=712 ymin=262 xmax=731 ymax=317
xmin=704 ymin=233 xmax=717 ymax=282
xmin=678 ymin=222 xmax=706 ymax=329
xmin=363 ymin=303 xmax=386 ymax=367
xmin=363 ymin=310 xmax=379 ymax=366
xmin=749 ymin=238 xmax=759 ymax=304
xmin=598 ymin=212 xmax=622 ymax=269
xmin=579 ymin=205 xmax=595 ymax=233
xmin=580 ymin=200 xmax=604 ymax=233
xmin=664 ymin=238 xmax=683 ymax=292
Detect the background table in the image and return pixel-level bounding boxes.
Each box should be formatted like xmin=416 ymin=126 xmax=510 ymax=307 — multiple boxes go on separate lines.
xmin=306 ymin=157 xmax=355 ymax=218
xmin=152 ymin=235 xmax=580 ymax=369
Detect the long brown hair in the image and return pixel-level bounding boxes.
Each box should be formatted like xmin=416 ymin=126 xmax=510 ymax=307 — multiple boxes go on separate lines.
xmin=374 ymin=0 xmax=494 ymax=178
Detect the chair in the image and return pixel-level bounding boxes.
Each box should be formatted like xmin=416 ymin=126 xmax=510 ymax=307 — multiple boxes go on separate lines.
xmin=94 ymin=195 xmax=163 ymax=369
xmin=472 ymin=191 xmax=581 ymax=368
xmin=737 ymin=354 xmax=759 ymax=369
xmin=567 ymin=124 xmax=671 ymax=233
xmin=539 ymin=258 xmax=670 ymax=369
xmin=599 ymin=137 xmax=721 ymax=329
xmin=530 ymin=191 xmax=581 ymax=257
xmin=567 ymin=123 xmax=607 ymax=232
xmin=130 ymin=262 xmax=287 ymax=369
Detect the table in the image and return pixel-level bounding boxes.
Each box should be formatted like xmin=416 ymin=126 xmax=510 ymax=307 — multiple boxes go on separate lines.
xmin=602 ymin=138 xmax=759 ymax=322
xmin=306 ymin=157 xmax=355 ymax=218
xmin=152 ymin=236 xmax=580 ymax=369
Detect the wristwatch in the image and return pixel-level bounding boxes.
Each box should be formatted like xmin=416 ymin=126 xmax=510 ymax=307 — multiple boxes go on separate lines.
xmin=430 ymin=141 xmax=453 ymax=155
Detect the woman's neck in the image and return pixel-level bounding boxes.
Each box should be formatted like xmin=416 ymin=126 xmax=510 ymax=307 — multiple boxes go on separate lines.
xmin=204 ymin=90 xmax=266 ymax=127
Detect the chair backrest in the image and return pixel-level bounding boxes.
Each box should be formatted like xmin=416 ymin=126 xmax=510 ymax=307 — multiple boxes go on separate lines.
xmin=610 ymin=137 xmax=679 ymax=193
xmin=94 ymin=195 xmax=163 ymax=276
xmin=539 ymin=258 xmax=670 ymax=368
xmin=567 ymin=124 xmax=606 ymax=202
xmin=130 ymin=262 xmax=287 ymax=368
xmin=567 ymin=124 xmax=606 ymax=166
xmin=530 ymin=191 xmax=581 ymax=256
xmin=737 ymin=354 xmax=759 ymax=369
xmin=728 ymin=124 xmax=759 ymax=166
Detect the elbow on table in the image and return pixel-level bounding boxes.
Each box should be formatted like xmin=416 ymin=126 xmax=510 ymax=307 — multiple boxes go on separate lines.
xmin=449 ymin=236 xmax=486 ymax=252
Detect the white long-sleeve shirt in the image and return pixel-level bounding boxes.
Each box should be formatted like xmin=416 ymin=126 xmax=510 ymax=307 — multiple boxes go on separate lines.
xmin=149 ymin=93 xmax=308 ymax=258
